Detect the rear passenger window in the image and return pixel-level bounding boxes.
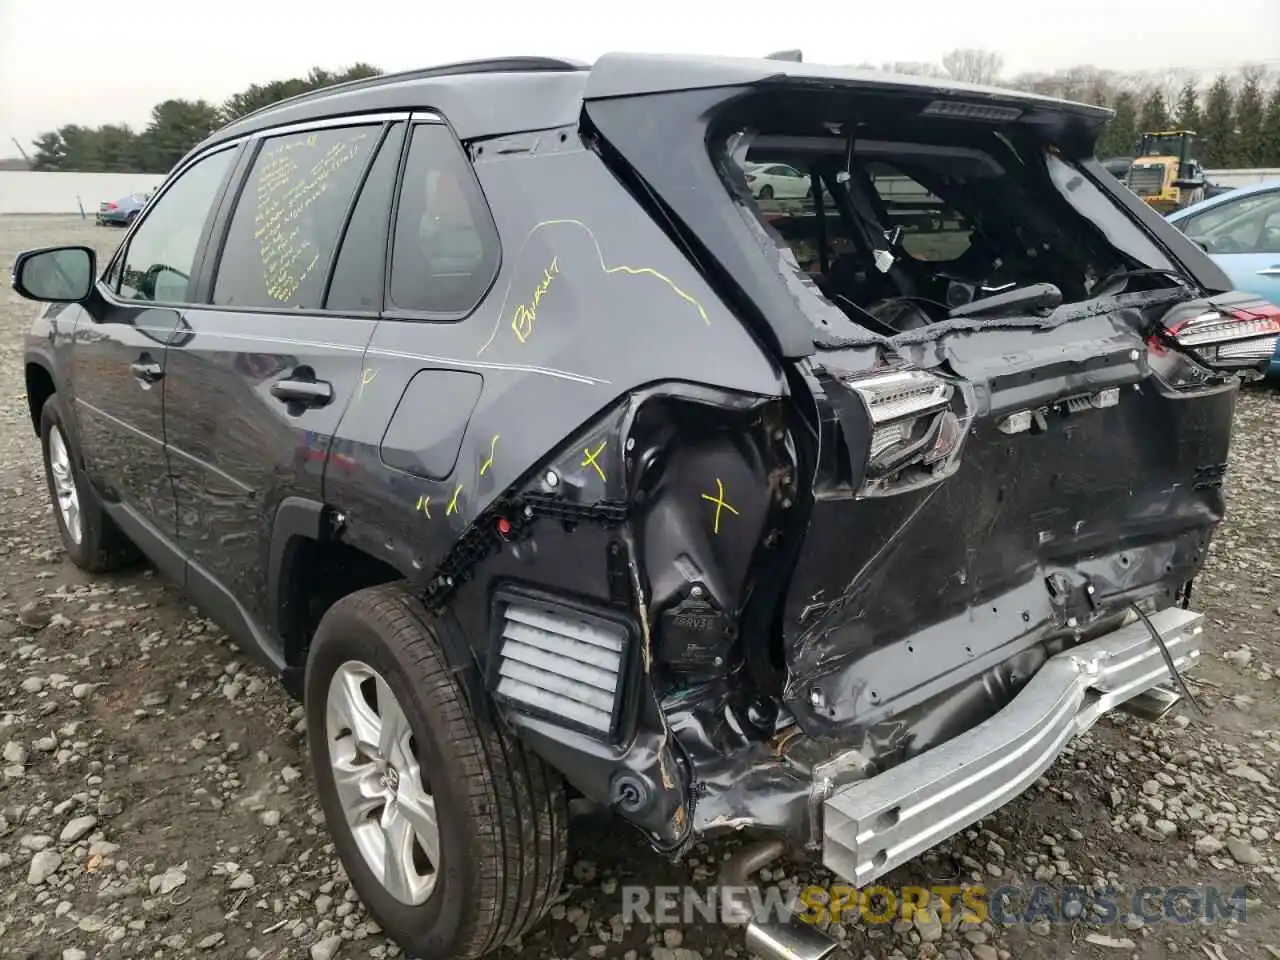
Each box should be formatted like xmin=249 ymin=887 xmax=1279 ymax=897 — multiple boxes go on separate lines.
xmin=213 ymin=124 xmax=379 ymax=310
xmin=117 ymin=148 xmax=234 ymax=303
xmin=326 ymin=123 xmax=406 ymax=313
xmin=387 ymin=123 xmax=499 ymax=315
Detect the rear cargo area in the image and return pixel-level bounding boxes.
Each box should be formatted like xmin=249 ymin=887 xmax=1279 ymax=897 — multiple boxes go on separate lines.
xmin=585 ymin=72 xmax=1241 ymax=748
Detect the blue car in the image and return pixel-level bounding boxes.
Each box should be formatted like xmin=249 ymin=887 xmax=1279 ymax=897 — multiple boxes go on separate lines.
xmin=95 ymin=190 xmax=152 ymax=226
xmin=1167 ymin=181 xmax=1280 ymax=376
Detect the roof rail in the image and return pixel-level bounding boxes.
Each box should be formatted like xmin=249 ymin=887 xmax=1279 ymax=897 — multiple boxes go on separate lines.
xmin=234 ymin=57 xmax=589 ymax=124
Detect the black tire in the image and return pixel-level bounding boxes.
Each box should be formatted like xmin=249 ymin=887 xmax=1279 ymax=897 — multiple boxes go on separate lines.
xmin=305 ymin=584 xmax=567 ymax=959
xmin=39 ymin=394 xmax=137 ymax=573
xmin=759 ymin=184 xmax=774 ymax=200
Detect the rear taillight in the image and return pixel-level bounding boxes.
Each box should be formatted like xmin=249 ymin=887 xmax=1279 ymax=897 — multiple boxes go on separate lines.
xmin=745 ymin=173 xmax=757 ymax=183
xmin=835 ymin=368 xmax=969 ymax=498
xmin=104 ymin=202 xmax=117 ymax=210
xmin=1165 ymin=302 xmax=1280 ymax=370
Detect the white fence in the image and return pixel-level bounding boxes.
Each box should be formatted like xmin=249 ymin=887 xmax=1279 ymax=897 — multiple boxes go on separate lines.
xmin=1 ymin=166 xmax=1276 ymax=216
xmin=1205 ymin=168 xmax=1280 ymax=188
xmin=0 ymin=172 xmax=167 ymax=216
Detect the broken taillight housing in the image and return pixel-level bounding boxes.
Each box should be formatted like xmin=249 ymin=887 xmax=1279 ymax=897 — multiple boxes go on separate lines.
xmin=837 ymin=368 xmax=969 ymax=498
xmin=1162 ymin=302 xmax=1280 ymax=371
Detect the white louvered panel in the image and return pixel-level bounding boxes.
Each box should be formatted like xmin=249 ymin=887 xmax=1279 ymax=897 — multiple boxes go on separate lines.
xmin=496 ymin=601 xmax=626 ymax=735
xmin=505 ymin=605 xmax=625 ymax=652
xmin=501 ymin=621 xmax=622 ymax=672
xmin=502 ymin=637 xmax=619 ymax=693
xmin=498 ymin=659 xmax=616 ymax=713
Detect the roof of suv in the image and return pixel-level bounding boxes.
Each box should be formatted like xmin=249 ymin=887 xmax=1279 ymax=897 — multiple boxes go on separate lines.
xmin=203 ymin=52 xmax=1113 ymax=152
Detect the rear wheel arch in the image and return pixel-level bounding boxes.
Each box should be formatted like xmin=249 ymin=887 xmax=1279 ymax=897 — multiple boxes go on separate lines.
xmin=268 ymin=500 xmax=483 ymax=701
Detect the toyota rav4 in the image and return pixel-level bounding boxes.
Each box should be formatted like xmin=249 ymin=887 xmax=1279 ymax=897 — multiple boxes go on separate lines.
xmin=14 ymin=53 xmax=1280 ymax=960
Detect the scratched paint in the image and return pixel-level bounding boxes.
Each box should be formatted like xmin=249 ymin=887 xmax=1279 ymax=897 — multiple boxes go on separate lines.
xmin=415 ymin=494 xmax=432 ymax=518
xmin=477 ymin=218 xmax=710 ymax=357
xmin=446 ymin=484 xmax=463 ymax=517
xmin=356 ymin=367 xmax=378 ymax=400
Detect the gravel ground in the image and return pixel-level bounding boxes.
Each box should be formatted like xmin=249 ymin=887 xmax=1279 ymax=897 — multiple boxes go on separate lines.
xmin=1 ymin=216 xmax=1276 ymax=960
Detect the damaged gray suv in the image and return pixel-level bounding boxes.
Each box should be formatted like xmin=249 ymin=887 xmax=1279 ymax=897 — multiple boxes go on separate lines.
xmin=15 ymin=53 xmax=1280 ymax=959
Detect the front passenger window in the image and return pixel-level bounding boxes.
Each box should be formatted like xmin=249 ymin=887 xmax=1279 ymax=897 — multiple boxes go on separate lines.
xmin=118 ymin=148 xmax=234 ymax=303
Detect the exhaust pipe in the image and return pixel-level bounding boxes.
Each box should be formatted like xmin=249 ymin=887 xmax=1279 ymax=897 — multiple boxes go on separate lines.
xmin=1119 ymin=686 xmax=1181 ymax=722
xmin=718 ymin=838 xmax=841 ymax=960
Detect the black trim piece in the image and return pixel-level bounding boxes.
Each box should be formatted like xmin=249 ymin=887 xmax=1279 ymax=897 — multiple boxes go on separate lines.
xmin=321 ymin=121 xmax=393 ymax=308
xmin=424 ymin=495 xmax=630 ymax=608
xmin=267 ymin=497 xmax=327 ymax=648
xmin=100 ymin=501 xmax=185 ymax=586
xmin=101 ymin=501 xmax=286 ymax=673
xmin=184 ymin=556 xmax=287 ymax=673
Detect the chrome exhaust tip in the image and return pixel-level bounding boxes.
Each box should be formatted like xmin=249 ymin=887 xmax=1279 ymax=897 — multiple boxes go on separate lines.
xmin=1120 ymin=685 xmax=1181 ymax=721
xmin=745 ymin=916 xmax=842 ymax=960
xmin=718 ymin=838 xmax=842 ymax=960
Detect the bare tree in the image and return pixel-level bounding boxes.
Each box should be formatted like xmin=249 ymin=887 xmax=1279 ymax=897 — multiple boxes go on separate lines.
xmin=880 ymin=60 xmax=947 ymax=78
xmin=942 ymin=48 xmax=1004 ymax=85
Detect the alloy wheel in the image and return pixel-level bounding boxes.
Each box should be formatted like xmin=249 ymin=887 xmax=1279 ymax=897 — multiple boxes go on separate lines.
xmin=325 ymin=660 xmax=441 ymax=905
xmin=48 ymin=427 xmax=82 ymax=546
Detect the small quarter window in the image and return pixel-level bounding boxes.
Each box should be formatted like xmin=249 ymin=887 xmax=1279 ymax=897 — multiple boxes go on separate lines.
xmin=387 ymin=123 xmax=499 ymax=315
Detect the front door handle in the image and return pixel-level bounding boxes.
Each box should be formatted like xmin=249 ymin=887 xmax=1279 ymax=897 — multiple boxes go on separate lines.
xmin=130 ymin=358 xmax=163 ymax=384
xmin=271 ymin=375 xmax=333 ymax=408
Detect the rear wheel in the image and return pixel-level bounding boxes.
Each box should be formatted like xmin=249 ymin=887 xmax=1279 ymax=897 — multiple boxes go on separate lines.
xmin=305 ymin=584 xmax=567 ymax=959
xmin=39 ymin=395 xmax=137 ymax=572
xmin=759 ymin=184 xmax=774 ymax=200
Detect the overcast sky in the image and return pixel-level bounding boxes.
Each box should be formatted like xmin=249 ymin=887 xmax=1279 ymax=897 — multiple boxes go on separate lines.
xmin=2 ymin=0 xmax=1278 ymax=154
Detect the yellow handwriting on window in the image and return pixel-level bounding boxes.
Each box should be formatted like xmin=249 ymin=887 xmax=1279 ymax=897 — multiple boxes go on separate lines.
xmin=511 ymin=257 xmax=560 ymax=344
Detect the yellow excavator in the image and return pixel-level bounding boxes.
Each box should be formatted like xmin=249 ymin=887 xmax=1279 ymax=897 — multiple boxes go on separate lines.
xmin=1125 ymin=130 xmax=1207 ymax=214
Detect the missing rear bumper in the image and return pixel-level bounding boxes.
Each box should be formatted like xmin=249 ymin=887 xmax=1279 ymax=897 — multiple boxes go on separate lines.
xmin=822 ymin=606 xmax=1202 ymax=887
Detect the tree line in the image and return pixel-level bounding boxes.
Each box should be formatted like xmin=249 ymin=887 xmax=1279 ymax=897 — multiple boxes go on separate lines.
xmin=23 ymin=52 xmax=1280 ymax=173
xmin=27 ymin=64 xmax=381 ymax=174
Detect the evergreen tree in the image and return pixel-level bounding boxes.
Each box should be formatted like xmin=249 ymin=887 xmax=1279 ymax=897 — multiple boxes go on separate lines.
xmin=1233 ymin=67 xmax=1267 ymax=167
xmin=1199 ymin=75 xmax=1236 ymax=168
xmin=1098 ymin=91 xmax=1139 ymax=158
xmin=1174 ymin=80 xmax=1202 ymax=132
xmin=1139 ymin=88 xmax=1171 ymax=132
xmin=1262 ymin=82 xmax=1280 ymax=171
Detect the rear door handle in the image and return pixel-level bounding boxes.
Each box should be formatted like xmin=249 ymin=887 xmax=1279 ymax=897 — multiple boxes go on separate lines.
xmin=1257 ymin=266 xmax=1280 ymax=277
xmin=130 ymin=358 xmax=163 ymax=383
xmin=271 ymin=375 xmax=333 ymax=408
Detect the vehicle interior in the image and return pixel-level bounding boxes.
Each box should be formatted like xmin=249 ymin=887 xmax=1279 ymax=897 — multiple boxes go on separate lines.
xmin=715 ymin=91 xmax=1167 ymax=333
xmin=1179 ymin=190 xmax=1280 ymax=254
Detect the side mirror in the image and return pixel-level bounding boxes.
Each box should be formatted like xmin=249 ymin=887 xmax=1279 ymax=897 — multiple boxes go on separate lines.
xmin=11 ymin=246 xmax=96 ymax=303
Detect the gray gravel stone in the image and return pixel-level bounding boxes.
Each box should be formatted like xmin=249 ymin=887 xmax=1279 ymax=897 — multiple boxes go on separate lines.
xmin=27 ymin=850 xmax=61 ymax=885
xmin=59 ymin=814 xmax=96 ymax=842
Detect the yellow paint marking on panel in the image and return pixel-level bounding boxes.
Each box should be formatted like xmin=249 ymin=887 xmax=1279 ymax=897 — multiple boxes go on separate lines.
xmin=700 ymin=477 xmax=740 ymax=535
xmin=476 ymin=218 xmax=709 ymax=356
xmin=581 ymin=440 xmax=607 ymax=482
xmin=415 ymin=494 xmax=432 ymax=519
xmin=446 ymin=484 xmax=463 ymax=517
xmin=480 ymin=435 xmax=500 ymax=477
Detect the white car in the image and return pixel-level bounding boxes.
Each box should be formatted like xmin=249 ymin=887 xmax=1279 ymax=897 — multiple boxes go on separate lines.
xmin=744 ymin=162 xmax=811 ymax=200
